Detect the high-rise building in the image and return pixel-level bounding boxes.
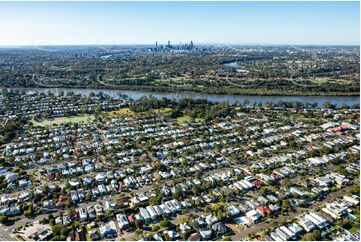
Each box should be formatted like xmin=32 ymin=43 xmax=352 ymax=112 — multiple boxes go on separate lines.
xmin=190 ymin=41 xmax=194 ymax=49
xmin=155 ymin=41 xmax=158 ymax=51
xmin=167 ymin=41 xmax=171 ymax=47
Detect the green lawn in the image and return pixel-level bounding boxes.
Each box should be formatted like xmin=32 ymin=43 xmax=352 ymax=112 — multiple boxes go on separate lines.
xmin=177 ymin=115 xmax=192 ymax=125
xmin=176 ymin=116 xmax=205 ymax=125
xmin=113 ymin=108 xmax=134 ymax=116
xmin=152 ymin=108 xmax=172 ymax=113
xmin=103 ymin=108 xmax=134 ymax=118
xmin=15 ymin=235 xmax=25 ymax=241
xmin=103 ymin=107 xmax=172 ymax=119
xmin=348 ymin=224 xmax=359 ymax=233
xmin=195 ymin=118 xmax=205 ymax=122
xmin=32 ymin=115 xmax=95 ymax=127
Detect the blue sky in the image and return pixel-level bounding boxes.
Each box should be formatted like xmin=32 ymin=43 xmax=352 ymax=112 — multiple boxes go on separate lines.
xmin=0 ymin=1 xmax=359 ymax=45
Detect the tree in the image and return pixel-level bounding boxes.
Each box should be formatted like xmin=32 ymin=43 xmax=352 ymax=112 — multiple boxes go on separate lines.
xmin=259 ymin=187 xmax=271 ymax=196
xmin=341 ymin=103 xmax=350 ymax=109
xmin=173 ymin=188 xmax=183 ymax=200
xmin=280 ymin=179 xmax=291 ymax=188
xmin=248 ymin=232 xmax=256 ymax=239
xmin=323 ymin=102 xmax=336 ymax=110
xmin=335 ymin=165 xmax=346 ymax=175
xmin=151 ymin=224 xmax=160 ymax=232
xmin=216 ymin=209 xmax=223 ymax=221
xmin=243 ymin=99 xmax=250 ymax=106
xmin=24 ymin=205 xmax=35 ymax=217
xmin=159 ymin=219 xmax=170 ymax=228
xmin=191 ymin=186 xmax=200 ymax=197
xmin=179 ymin=216 xmax=189 ymax=224
xmin=66 ymin=91 xmax=75 ymax=97
xmin=52 ymin=223 xmax=68 ymax=239
xmin=0 ymin=216 xmax=9 ymax=224
xmin=135 ymin=220 xmax=143 ymax=229
xmin=350 ymin=185 xmax=360 ymax=195
xmin=282 ymin=200 xmax=291 ymax=212
xmin=50 ymin=236 xmax=60 ymax=241
xmin=195 ymin=172 xmax=202 ymax=179
xmin=149 ymin=195 xmax=161 ymax=205
xmin=301 ymin=230 xmax=321 ymax=241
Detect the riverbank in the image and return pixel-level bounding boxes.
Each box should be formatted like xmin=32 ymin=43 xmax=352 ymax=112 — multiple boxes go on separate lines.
xmin=2 ymin=84 xmax=359 ymax=97
xmin=9 ymin=87 xmax=360 ymax=108
xmin=95 ymin=85 xmax=361 ymax=97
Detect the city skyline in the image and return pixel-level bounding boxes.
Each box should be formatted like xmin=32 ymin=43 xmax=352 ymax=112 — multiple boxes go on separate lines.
xmin=0 ymin=1 xmax=359 ymax=46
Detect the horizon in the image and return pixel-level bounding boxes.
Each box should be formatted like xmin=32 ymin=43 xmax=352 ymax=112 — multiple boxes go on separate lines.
xmin=0 ymin=43 xmax=360 ymax=48
xmin=0 ymin=1 xmax=359 ymax=46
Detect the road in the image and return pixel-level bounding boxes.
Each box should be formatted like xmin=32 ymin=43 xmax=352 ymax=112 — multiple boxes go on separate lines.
xmin=0 ymin=225 xmax=15 ymax=241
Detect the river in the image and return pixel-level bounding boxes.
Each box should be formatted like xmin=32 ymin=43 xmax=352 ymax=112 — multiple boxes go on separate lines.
xmin=223 ymin=61 xmax=239 ymax=68
xmin=16 ymin=87 xmax=359 ymax=108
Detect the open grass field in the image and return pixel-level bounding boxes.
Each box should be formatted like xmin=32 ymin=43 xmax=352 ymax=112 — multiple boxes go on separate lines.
xmin=177 ymin=115 xmax=192 ymax=124
xmin=177 ymin=116 xmax=205 ymax=125
xmin=152 ymin=108 xmax=172 ymax=113
xmin=103 ymin=107 xmax=172 ymax=118
xmin=312 ymin=78 xmax=355 ymax=85
xmin=155 ymin=77 xmax=186 ymax=83
xmin=103 ymin=108 xmax=135 ymax=118
xmin=195 ymin=118 xmax=205 ymax=122
xmin=33 ymin=108 xmax=201 ymax=127
xmin=32 ymin=115 xmax=95 ymax=126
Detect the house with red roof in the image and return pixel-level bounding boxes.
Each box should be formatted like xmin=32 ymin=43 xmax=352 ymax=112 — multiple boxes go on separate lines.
xmin=256 ymin=205 xmax=271 ymax=217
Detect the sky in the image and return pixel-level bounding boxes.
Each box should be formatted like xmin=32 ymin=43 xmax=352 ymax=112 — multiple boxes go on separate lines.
xmin=0 ymin=1 xmax=359 ymax=46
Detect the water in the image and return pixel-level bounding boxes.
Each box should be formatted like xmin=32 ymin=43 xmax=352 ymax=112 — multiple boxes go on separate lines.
xmin=223 ymin=61 xmax=239 ymax=68
xmin=15 ymin=87 xmax=359 ymax=108
xmin=100 ymin=52 xmax=129 ymax=59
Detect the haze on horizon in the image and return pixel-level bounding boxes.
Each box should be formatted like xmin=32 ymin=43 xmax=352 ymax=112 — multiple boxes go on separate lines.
xmin=0 ymin=1 xmax=359 ymax=46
